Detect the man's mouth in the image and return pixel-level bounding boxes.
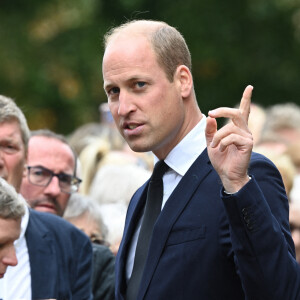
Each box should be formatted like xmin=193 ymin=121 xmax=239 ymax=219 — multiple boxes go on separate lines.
xmin=128 ymin=124 xmax=138 ymax=130
xmin=34 ymin=202 xmax=57 ymax=214
xmin=121 ymin=121 xmax=145 ymax=137
xmin=38 ymin=203 xmax=55 ymax=209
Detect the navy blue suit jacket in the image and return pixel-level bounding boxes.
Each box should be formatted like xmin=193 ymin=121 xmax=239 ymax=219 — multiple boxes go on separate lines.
xmin=116 ymin=151 xmax=300 ymax=300
xmin=25 ymin=209 xmax=93 ymax=300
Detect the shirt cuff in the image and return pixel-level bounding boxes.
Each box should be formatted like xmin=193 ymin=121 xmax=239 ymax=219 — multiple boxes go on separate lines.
xmin=223 ymin=176 xmax=252 ymax=195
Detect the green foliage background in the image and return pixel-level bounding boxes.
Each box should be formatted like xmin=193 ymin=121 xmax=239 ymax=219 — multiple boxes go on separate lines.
xmin=1 ymin=0 xmax=300 ymax=134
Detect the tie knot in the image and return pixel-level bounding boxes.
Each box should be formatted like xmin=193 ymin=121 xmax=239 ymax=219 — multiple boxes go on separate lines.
xmin=151 ymin=160 xmax=169 ymax=181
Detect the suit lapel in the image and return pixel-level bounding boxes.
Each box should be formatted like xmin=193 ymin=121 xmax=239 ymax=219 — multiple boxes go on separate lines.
xmin=116 ymin=183 xmax=149 ymax=298
xmin=26 ymin=210 xmax=58 ymax=299
xmin=138 ymin=150 xmax=212 ymax=299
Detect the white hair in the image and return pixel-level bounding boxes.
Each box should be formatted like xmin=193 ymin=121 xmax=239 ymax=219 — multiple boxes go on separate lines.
xmin=89 ymin=164 xmax=151 ymax=206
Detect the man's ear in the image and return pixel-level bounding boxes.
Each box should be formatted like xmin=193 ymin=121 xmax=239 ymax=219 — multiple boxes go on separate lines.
xmin=175 ymin=65 xmax=193 ymax=98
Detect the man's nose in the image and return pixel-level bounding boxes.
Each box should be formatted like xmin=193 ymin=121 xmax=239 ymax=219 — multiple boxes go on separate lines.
xmin=118 ymin=91 xmax=136 ymax=116
xmin=0 ymin=151 xmax=5 ymax=168
xmin=2 ymin=246 xmax=18 ymax=267
xmin=44 ymin=176 xmax=61 ymax=196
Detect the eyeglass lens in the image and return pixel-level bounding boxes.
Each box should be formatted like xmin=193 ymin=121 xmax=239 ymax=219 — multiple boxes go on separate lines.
xmin=28 ymin=166 xmax=79 ymax=193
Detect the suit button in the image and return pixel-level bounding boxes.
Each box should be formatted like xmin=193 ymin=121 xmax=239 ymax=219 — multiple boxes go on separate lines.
xmin=242 ymin=207 xmax=249 ymax=216
xmin=247 ymin=224 xmax=254 ymax=230
xmin=244 ymin=215 xmax=251 ymax=223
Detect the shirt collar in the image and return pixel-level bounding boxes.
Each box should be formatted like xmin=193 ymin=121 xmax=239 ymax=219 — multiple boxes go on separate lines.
xmin=154 ymin=114 xmax=207 ymax=176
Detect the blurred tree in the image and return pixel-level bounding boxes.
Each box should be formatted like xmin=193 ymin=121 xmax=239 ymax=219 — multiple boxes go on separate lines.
xmin=0 ymin=0 xmax=300 ymax=134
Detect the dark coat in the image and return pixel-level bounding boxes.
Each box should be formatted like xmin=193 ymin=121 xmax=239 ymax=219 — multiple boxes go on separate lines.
xmin=115 ymin=150 xmax=300 ymax=300
xmin=26 ymin=209 xmax=93 ymax=300
xmin=92 ymin=243 xmax=115 ymax=300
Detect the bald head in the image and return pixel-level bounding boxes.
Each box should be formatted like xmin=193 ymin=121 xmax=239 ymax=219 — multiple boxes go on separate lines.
xmin=104 ymin=20 xmax=167 ymax=47
xmin=104 ymin=19 xmax=192 ymax=82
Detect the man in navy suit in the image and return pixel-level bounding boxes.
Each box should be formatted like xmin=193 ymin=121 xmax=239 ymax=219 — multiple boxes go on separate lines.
xmin=0 ymin=95 xmax=93 ymax=299
xmin=19 ymin=129 xmax=116 ymax=300
xmin=102 ymin=20 xmax=300 ymax=299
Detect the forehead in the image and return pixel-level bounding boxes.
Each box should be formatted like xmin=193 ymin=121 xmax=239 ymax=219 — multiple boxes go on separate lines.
xmin=0 ymin=217 xmax=21 ymax=242
xmin=28 ymin=136 xmax=75 ymax=171
xmin=0 ymin=120 xmax=22 ymax=140
xmin=103 ymin=35 xmax=161 ymax=81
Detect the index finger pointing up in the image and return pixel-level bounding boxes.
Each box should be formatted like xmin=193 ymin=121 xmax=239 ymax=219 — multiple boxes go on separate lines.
xmin=240 ymin=85 xmax=253 ymax=123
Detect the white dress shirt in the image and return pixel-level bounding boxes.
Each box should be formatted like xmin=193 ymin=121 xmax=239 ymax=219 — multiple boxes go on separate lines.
xmin=126 ymin=115 xmax=207 ymax=280
xmin=0 ymin=196 xmax=32 ymax=300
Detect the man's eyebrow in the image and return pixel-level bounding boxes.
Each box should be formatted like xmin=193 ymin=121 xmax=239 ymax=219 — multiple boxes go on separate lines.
xmin=30 ymin=165 xmax=73 ymax=176
xmin=127 ymin=74 xmax=149 ymax=81
xmin=103 ymin=82 xmax=113 ymax=91
xmin=104 ymin=75 xmax=149 ymax=90
xmin=0 ymin=137 xmax=17 ymax=142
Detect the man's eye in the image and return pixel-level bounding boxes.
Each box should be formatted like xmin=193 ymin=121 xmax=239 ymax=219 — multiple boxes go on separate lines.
xmin=1 ymin=144 xmax=18 ymax=154
xmin=108 ymin=87 xmax=120 ymax=95
xmin=59 ymin=174 xmax=72 ymax=184
xmin=33 ymin=170 xmax=42 ymax=176
xmin=136 ymin=82 xmax=146 ymax=88
xmin=33 ymin=169 xmax=47 ymax=177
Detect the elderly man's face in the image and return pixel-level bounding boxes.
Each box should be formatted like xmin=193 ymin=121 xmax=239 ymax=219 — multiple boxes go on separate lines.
xmin=67 ymin=213 xmax=104 ymax=243
xmin=0 ymin=120 xmax=26 ymax=192
xmin=20 ymin=136 xmax=75 ymax=216
xmin=0 ymin=217 xmax=21 ymax=278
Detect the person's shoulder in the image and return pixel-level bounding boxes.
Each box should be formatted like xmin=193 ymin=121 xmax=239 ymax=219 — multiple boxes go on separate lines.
xmin=251 ymin=151 xmax=270 ymax=161
xmin=91 ymin=243 xmax=115 ymax=275
xmin=28 ymin=209 xmax=89 ymax=240
xmin=250 ymin=151 xmax=278 ymax=167
xmin=92 ymin=243 xmax=115 ymax=258
xmin=29 ymin=209 xmax=71 ymax=227
xmin=249 ymin=151 xmax=283 ymax=180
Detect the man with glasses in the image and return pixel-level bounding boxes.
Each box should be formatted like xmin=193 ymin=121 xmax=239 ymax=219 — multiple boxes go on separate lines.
xmin=20 ymin=129 xmax=116 ymax=300
xmin=0 ymin=95 xmax=93 ymax=299
xmin=20 ymin=129 xmax=81 ymax=216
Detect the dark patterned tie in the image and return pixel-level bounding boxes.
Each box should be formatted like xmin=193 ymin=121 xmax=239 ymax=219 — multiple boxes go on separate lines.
xmin=126 ymin=160 xmax=169 ymax=300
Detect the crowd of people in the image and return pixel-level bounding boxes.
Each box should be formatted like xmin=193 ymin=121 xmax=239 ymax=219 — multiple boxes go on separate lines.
xmin=0 ymin=93 xmax=150 ymax=299
xmin=0 ymin=18 xmax=300 ymax=300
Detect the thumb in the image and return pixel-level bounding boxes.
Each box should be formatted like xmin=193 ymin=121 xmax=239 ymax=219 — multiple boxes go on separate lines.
xmin=205 ymin=116 xmax=217 ymax=147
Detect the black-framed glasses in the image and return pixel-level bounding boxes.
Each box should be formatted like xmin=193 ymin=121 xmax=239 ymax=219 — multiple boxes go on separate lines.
xmin=27 ymin=166 xmax=82 ymax=194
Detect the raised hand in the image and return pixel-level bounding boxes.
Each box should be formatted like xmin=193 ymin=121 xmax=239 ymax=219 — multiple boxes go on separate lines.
xmin=205 ymin=85 xmax=254 ymax=193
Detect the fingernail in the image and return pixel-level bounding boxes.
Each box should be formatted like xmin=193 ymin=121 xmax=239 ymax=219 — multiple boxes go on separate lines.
xmin=208 ymin=110 xmax=216 ymax=116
